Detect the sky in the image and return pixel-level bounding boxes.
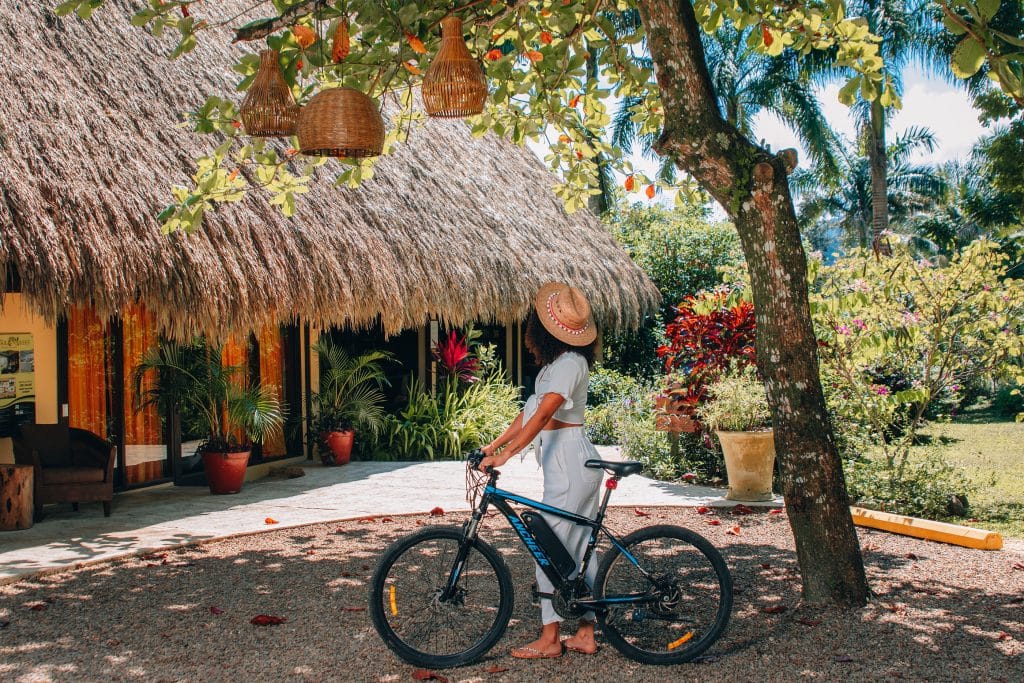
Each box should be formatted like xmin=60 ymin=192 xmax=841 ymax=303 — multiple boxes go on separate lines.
xmin=752 ymin=64 xmax=989 ymax=168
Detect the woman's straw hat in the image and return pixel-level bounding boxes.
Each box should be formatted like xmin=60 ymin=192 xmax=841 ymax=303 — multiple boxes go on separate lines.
xmin=535 ymin=282 xmax=597 ymax=346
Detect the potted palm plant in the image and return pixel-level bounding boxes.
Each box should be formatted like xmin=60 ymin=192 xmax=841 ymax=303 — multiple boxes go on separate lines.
xmin=134 ymin=340 xmax=285 ymax=494
xmin=312 ymin=340 xmax=393 ymax=466
xmin=698 ymin=363 xmax=776 ymax=502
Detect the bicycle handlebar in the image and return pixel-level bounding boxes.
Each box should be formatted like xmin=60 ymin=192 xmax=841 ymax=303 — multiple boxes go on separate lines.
xmin=465 ymin=449 xmax=491 ymax=473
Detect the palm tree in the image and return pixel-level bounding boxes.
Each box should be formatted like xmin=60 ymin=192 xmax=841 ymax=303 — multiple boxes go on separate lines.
xmin=844 ymin=0 xmax=952 ymax=252
xmin=794 ymin=127 xmax=948 ymax=253
xmin=611 ymin=25 xmax=842 ymax=188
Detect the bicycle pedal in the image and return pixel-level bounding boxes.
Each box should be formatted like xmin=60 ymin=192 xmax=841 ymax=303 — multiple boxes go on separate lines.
xmin=530 ymin=582 xmax=554 ymax=605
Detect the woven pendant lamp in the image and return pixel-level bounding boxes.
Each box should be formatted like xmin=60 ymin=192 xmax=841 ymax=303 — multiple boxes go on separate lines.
xmin=422 ymin=16 xmax=487 ymax=117
xmin=297 ymin=87 xmax=385 ymax=158
xmin=239 ymin=50 xmax=300 ymax=137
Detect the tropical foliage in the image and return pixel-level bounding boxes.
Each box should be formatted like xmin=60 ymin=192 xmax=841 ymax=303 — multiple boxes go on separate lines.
xmin=134 ymin=340 xmax=285 ymax=452
xmin=311 ymin=340 xmax=393 ymax=437
xmin=697 ymin=363 xmax=772 ymax=432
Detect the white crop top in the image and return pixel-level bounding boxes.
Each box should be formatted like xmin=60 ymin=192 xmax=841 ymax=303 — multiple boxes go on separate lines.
xmin=523 ymin=351 xmax=589 ymax=426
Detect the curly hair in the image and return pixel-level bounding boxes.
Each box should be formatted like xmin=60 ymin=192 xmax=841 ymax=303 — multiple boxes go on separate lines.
xmin=524 ymin=309 xmax=598 ymax=368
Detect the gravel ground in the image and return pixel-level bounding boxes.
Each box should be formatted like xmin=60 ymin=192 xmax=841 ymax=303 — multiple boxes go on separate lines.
xmin=1 ymin=506 xmax=1022 ymax=682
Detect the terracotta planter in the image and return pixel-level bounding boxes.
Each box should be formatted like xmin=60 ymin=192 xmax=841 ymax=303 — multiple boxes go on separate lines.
xmin=324 ymin=430 xmax=354 ymax=466
xmin=716 ymin=430 xmax=775 ymax=502
xmin=201 ymin=450 xmax=251 ymax=495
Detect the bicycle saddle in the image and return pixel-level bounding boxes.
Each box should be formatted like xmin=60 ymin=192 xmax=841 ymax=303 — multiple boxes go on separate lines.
xmin=585 ymin=459 xmax=643 ymax=477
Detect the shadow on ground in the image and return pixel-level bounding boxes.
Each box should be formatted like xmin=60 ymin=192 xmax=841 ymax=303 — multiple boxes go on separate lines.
xmin=1 ymin=508 xmax=1021 ymax=682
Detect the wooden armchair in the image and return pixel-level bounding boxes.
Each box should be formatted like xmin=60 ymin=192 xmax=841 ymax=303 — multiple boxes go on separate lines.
xmin=13 ymin=424 xmax=116 ymax=518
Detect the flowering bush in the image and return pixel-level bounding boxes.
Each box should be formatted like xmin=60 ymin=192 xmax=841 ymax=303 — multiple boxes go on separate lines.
xmin=433 ymin=330 xmax=480 ymax=383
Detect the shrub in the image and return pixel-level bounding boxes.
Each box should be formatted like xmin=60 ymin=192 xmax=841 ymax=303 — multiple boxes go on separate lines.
xmin=697 ymin=364 xmax=771 ymax=432
xmin=585 ymin=403 xmax=621 ymax=445
xmin=993 ymin=383 xmax=1024 ymax=419
xmin=619 ymin=408 xmax=725 ymax=484
xmin=845 ymin=449 xmax=975 ymax=520
xmin=588 ymin=367 xmax=643 ymax=407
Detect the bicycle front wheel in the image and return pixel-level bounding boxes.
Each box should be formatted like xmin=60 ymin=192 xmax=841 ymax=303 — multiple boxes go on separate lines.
xmin=368 ymin=526 xmax=514 ymax=668
xmin=595 ymin=524 xmax=732 ymax=665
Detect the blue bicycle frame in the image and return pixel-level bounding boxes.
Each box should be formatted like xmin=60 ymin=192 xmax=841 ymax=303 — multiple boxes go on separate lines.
xmin=444 ymin=466 xmax=660 ymax=613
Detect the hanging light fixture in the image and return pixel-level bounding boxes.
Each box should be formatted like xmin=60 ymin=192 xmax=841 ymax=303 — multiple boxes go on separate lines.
xmin=239 ymin=50 xmax=300 ymax=137
xmin=422 ymin=17 xmax=487 ymax=118
xmin=297 ymin=87 xmax=385 ymax=158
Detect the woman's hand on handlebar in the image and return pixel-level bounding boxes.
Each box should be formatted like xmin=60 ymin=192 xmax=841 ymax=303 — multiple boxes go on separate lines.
xmin=481 ymin=443 xmax=498 ymax=458
xmin=478 ymin=453 xmax=508 ymax=472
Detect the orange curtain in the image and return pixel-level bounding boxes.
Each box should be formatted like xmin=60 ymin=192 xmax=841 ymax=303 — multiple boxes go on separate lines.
xmin=122 ymin=305 xmax=165 ymax=484
xmin=67 ymin=307 xmax=108 ymax=438
xmin=256 ymin=325 xmax=286 ymax=458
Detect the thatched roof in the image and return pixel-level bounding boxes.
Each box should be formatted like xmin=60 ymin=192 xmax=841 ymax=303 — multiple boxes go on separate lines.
xmin=0 ymin=1 xmax=658 ymax=338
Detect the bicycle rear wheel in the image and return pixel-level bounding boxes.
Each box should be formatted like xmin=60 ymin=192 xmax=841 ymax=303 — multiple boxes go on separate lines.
xmin=368 ymin=526 xmax=514 ymax=668
xmin=595 ymin=524 xmax=732 ymax=665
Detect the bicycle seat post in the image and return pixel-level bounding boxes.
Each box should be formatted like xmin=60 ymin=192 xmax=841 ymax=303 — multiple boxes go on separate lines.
xmin=595 ymin=474 xmax=620 ymax=526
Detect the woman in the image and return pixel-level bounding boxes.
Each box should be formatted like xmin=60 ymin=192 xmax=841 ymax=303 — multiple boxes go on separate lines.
xmin=478 ymin=282 xmax=603 ymax=659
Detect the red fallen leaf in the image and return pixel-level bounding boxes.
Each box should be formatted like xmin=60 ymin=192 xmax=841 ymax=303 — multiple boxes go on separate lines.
xmin=381 ymin=517 xmax=394 ymax=523
xmin=696 ymin=506 xmax=710 ymax=514
xmin=341 ymin=606 xmax=366 ymax=612
xmin=796 ymin=617 xmax=821 ymax=626
xmin=209 ymin=606 xmax=224 ymax=615
xmin=682 ymin=472 xmax=697 ymax=482
xmin=356 ymin=516 xmax=376 ymax=523
xmin=29 ymin=603 xmax=47 ymax=612
xmin=106 ymin=638 xmax=120 ymax=646
xmin=759 ymin=563 xmax=771 ymax=570
xmin=905 ymin=552 xmax=919 ymax=560
xmin=768 ymin=508 xmax=784 ymax=516
xmin=997 ymin=631 xmax=1013 ymax=641
xmin=265 ymin=517 xmax=278 ymax=525
xmin=634 ymin=508 xmax=650 ymax=517
xmin=761 ymin=604 xmax=787 ymax=614
xmin=415 ymin=520 xmax=426 ymax=526
xmin=361 ymin=564 xmax=371 ymax=570
xmin=485 ymin=665 xmax=509 ymax=673
xmin=429 ymin=506 xmax=445 ymax=516
xmin=725 ymin=525 xmax=741 ymax=535
xmin=306 ymin=550 xmax=316 ymax=555
xmin=731 ymin=504 xmax=753 ymax=515
xmin=412 ymin=670 xmax=448 ymax=682
xmin=1013 ymin=562 xmax=1024 ymax=571
xmin=250 ymin=614 xmax=287 ymax=626
xmin=705 ymin=519 xmax=721 ymax=526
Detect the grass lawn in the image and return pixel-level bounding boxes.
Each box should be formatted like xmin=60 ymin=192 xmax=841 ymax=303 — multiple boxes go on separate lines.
xmin=916 ymin=409 xmax=1024 ymax=539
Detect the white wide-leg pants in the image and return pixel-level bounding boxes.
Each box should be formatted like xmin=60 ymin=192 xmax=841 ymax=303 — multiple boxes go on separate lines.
xmin=535 ymin=427 xmax=604 ymax=625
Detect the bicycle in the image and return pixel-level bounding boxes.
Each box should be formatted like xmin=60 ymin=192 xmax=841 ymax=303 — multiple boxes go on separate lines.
xmin=368 ymin=450 xmax=733 ymax=668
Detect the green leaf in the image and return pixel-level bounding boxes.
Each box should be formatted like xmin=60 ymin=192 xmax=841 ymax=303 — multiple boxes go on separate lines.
xmin=977 ymin=0 xmax=1000 ymax=21
xmin=952 ymin=36 xmax=987 ymax=78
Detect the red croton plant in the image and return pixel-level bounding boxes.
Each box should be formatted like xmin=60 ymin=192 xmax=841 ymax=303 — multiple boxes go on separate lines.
xmin=656 ymin=290 xmax=757 ymax=420
xmin=433 ymin=330 xmax=479 ymax=384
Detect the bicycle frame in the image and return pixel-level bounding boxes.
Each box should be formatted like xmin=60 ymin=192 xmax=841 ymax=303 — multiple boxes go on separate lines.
xmin=443 ymin=468 xmax=659 ymax=613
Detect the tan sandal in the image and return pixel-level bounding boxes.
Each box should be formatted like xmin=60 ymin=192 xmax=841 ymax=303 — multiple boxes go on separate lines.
xmin=511 ymin=644 xmax=564 ymax=659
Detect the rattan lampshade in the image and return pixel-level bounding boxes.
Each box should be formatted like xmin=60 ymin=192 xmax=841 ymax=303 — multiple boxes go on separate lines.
xmin=239 ymin=50 xmax=299 ymax=137
xmin=422 ymin=17 xmax=487 ymax=118
xmin=297 ymin=87 xmax=385 ymax=158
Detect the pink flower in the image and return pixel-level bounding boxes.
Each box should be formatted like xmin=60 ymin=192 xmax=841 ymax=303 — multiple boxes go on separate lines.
xmin=852 ymin=319 xmax=866 ymax=330
xmin=835 ymin=324 xmax=850 ymax=336
xmin=873 ymin=385 xmax=890 ymax=396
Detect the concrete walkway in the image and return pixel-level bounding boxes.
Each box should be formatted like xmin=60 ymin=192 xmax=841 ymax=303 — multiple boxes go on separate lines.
xmin=0 ymin=450 xmax=780 ymax=584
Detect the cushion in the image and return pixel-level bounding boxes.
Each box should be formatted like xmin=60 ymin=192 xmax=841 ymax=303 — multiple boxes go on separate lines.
xmin=40 ymin=466 xmax=105 ymax=485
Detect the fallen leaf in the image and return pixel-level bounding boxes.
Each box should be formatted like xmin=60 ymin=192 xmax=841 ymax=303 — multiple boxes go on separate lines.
xmin=834 ymin=654 xmax=855 ymax=663
xmin=250 ymin=614 xmax=287 ymax=626
xmin=485 ymin=665 xmax=509 ymax=673
xmin=525 ymin=50 xmax=544 ymax=63
xmin=341 ymin=606 xmax=366 ymax=612
xmin=106 ymin=638 xmax=120 ymax=646
xmin=682 ymin=472 xmax=697 ymax=482
xmin=796 ymin=618 xmax=821 ymax=626
xmin=306 ymin=549 xmax=316 ymax=555
xmin=29 ymin=603 xmax=47 ymax=612
xmin=634 ymin=508 xmax=650 ymax=517
xmin=905 ymin=552 xmax=919 ymax=560
xmin=761 ymin=604 xmax=787 ymax=614
xmin=340 ymin=572 xmax=352 ymax=577
xmin=265 ymin=517 xmax=278 ymax=525
xmin=381 ymin=517 xmax=394 ymax=523
xmin=731 ymin=504 xmax=753 ymax=515
xmin=415 ymin=520 xmax=426 ymax=526
xmin=768 ymin=508 xmax=784 ymax=516
xmin=540 ymin=30 xmax=553 ymax=44
xmin=209 ymin=606 xmax=224 ymax=615
xmin=997 ymin=631 xmax=1013 ymax=641
xmin=292 ymin=24 xmax=316 ymax=49
xmin=429 ymin=507 xmax=445 ymax=516
xmin=1013 ymin=562 xmax=1024 ymax=571
xmin=335 ymin=528 xmax=347 ymax=534
xmin=357 ymin=516 xmax=376 ymax=523
xmin=406 ymin=32 xmax=427 ymax=54
xmin=695 ymin=506 xmax=710 ymax=514
xmin=725 ymin=525 xmax=741 ymax=535
xmin=411 ymin=670 xmax=448 ymax=682
xmin=759 ymin=563 xmax=771 ymax=570
xmin=645 ymin=183 xmax=656 ymax=199
xmin=706 ymin=519 xmax=721 ymax=526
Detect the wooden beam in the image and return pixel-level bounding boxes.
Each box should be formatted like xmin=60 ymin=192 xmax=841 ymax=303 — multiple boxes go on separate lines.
xmin=850 ymin=507 xmax=1003 ymax=550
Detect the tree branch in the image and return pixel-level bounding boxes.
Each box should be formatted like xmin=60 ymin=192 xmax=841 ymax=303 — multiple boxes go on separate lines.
xmin=233 ymin=0 xmax=318 ymax=43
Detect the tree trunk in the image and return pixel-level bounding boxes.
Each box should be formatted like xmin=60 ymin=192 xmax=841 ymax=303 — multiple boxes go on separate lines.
xmin=637 ymin=0 xmax=868 ymax=606
xmin=867 ymin=99 xmax=890 ymax=254
xmin=585 ymin=46 xmax=610 ymax=216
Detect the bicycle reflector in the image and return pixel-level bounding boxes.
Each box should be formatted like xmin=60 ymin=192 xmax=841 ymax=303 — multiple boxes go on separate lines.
xmin=606 ymin=478 xmax=617 ymax=490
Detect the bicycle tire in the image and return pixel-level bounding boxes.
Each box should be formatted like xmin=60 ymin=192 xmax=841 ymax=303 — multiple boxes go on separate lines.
xmin=368 ymin=525 xmax=514 ymax=668
xmin=595 ymin=524 xmax=732 ymax=665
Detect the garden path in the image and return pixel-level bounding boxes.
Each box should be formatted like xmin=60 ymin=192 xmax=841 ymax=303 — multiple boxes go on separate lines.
xmin=0 ymin=448 xmax=780 ymax=584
